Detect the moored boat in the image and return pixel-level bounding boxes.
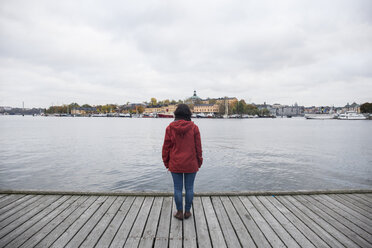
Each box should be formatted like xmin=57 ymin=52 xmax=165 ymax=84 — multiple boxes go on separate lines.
xmin=142 ymin=113 xmax=156 ymax=118
xmin=338 ymin=111 xmax=367 ymax=120
xmin=91 ymin=113 xmax=108 ymax=117
xmin=158 ymin=113 xmax=174 ymax=118
xmin=119 ymin=113 xmax=131 ymax=117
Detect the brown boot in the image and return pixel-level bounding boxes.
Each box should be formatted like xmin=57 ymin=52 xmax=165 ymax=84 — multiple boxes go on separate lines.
xmin=184 ymin=211 xmax=192 ymax=219
xmin=174 ymin=210 xmax=183 ymax=220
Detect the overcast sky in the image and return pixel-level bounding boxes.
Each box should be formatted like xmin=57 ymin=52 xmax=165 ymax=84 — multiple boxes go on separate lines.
xmin=0 ymin=0 xmax=371 ymax=108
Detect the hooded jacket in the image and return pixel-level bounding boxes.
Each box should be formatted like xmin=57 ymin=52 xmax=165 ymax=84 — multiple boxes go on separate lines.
xmin=162 ymin=120 xmax=203 ymax=173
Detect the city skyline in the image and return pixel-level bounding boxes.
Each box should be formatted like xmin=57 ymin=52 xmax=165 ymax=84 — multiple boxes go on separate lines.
xmin=1 ymin=1 xmax=372 ymax=108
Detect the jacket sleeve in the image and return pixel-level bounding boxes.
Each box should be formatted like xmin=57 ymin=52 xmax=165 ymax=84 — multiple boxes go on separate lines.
xmin=162 ymin=127 xmax=172 ymax=168
xmin=194 ymin=126 xmax=203 ymax=167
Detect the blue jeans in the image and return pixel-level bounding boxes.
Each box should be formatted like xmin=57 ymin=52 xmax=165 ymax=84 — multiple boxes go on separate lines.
xmin=171 ymin=172 xmax=197 ymax=212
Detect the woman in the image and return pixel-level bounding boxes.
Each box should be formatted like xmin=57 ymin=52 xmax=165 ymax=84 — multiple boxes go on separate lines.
xmin=162 ymin=104 xmax=203 ymax=220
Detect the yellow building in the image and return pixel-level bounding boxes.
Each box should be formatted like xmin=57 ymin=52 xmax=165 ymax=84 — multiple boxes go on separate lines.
xmin=144 ymin=104 xmax=177 ymax=114
xmin=162 ymin=104 xmax=177 ymax=113
xmin=144 ymin=106 xmax=162 ymax=114
xmin=193 ymin=104 xmax=219 ymax=113
xmin=71 ymin=107 xmax=96 ymax=115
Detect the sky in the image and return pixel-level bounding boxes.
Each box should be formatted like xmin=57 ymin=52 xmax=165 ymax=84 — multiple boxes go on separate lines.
xmin=0 ymin=0 xmax=371 ymax=108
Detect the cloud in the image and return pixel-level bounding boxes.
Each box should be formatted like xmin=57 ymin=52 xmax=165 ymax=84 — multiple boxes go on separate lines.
xmin=0 ymin=0 xmax=371 ymax=107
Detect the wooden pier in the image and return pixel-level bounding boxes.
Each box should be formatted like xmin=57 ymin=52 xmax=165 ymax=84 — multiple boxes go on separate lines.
xmin=0 ymin=190 xmax=371 ymax=247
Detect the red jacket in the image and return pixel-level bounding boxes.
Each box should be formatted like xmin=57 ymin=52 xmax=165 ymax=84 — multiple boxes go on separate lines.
xmin=162 ymin=120 xmax=203 ymax=173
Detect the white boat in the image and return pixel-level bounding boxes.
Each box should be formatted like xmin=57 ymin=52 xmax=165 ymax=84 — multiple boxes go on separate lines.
xmin=305 ymin=114 xmax=337 ymax=120
xmin=196 ymin=113 xmax=207 ymax=118
xmin=119 ymin=113 xmax=131 ymax=117
xmin=91 ymin=113 xmax=107 ymax=117
xmin=338 ymin=111 xmax=367 ymax=120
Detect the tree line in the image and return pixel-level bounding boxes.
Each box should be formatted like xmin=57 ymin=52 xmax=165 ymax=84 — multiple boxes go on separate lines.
xmin=45 ymin=103 xmax=118 ymax=114
xmin=218 ymin=100 xmax=270 ymax=116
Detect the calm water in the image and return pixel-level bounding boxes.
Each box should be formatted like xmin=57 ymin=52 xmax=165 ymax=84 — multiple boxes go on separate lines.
xmin=0 ymin=116 xmax=371 ymax=192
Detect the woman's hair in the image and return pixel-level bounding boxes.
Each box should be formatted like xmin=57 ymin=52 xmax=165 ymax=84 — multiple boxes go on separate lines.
xmin=174 ymin=104 xmax=192 ymax=121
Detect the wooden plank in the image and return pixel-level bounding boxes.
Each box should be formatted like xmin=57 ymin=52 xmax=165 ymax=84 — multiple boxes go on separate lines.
xmin=348 ymin=194 xmax=372 ymax=207
xmin=79 ymin=196 xmax=126 ymax=247
xmin=202 ymin=196 xmax=227 ymax=248
xmin=342 ymin=194 xmax=372 ymax=212
xmin=220 ymin=196 xmax=256 ymax=247
xmin=154 ymin=196 xmax=172 ymax=248
xmin=310 ymin=195 xmax=372 ymax=245
xmin=288 ymin=195 xmax=359 ymax=248
xmin=276 ymin=195 xmax=343 ymax=248
xmin=0 ymin=195 xmax=43 ymax=223
xmin=192 ymin=196 xmax=212 ymax=248
xmin=49 ymin=196 xmax=108 ymax=248
xmin=65 ymin=196 xmax=117 ymax=247
xmin=257 ymin=196 xmax=315 ymax=247
xmin=0 ymin=195 xmax=69 ymax=246
xmin=125 ymin=196 xmax=154 ymax=247
xmin=355 ymin=194 xmax=372 ymax=203
xmin=109 ymin=196 xmax=145 ymax=248
xmin=211 ymin=196 xmax=241 ymax=247
xmin=3 ymin=195 xmax=79 ymax=248
xmin=95 ymin=196 xmax=135 ymax=247
xmin=230 ymin=196 xmax=270 ymax=248
xmin=0 ymin=195 xmax=13 ymax=204
xmin=329 ymin=194 xmax=372 ymax=220
xmin=33 ymin=196 xmax=98 ymax=248
xmin=169 ymin=198 xmax=182 ymax=248
xmin=319 ymin=194 xmax=372 ymax=226
xmin=138 ymin=197 xmax=163 ymax=248
xmin=19 ymin=196 xmax=89 ymax=248
xmin=0 ymin=194 xmax=8 ymax=200
xmin=183 ymin=197 xmax=197 ymax=248
xmin=249 ymin=196 xmax=300 ymax=247
xmin=0 ymin=194 xmax=35 ymax=216
xmin=297 ymin=195 xmax=371 ymax=247
xmin=0 ymin=195 xmax=61 ymax=237
xmin=0 ymin=194 xmax=25 ymax=209
xmin=265 ymin=196 xmax=330 ymax=248
xmin=239 ymin=196 xmax=285 ymax=248
xmin=314 ymin=195 xmax=372 ymax=234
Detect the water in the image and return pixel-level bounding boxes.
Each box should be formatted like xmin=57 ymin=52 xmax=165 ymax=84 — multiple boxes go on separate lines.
xmin=0 ymin=116 xmax=371 ymax=192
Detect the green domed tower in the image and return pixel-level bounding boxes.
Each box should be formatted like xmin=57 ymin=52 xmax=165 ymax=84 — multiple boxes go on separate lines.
xmin=189 ymin=90 xmax=201 ymax=104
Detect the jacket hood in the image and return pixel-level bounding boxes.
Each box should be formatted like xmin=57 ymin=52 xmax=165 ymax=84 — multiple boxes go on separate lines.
xmin=169 ymin=120 xmax=195 ymax=135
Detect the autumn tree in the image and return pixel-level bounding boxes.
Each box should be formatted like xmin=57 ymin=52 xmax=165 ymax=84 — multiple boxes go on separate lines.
xmin=137 ymin=105 xmax=145 ymax=114
xmin=150 ymin=98 xmax=157 ymax=106
xmin=360 ymin=102 xmax=372 ymax=113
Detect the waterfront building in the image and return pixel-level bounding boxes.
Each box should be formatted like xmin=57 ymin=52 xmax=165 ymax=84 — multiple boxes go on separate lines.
xmin=342 ymin=102 xmax=360 ymax=113
xmin=144 ymin=104 xmax=177 ymax=114
xmin=193 ymin=104 xmax=219 ymax=114
xmin=144 ymin=106 xmax=162 ymax=114
xmin=162 ymin=104 xmax=177 ymax=114
xmin=71 ymin=107 xmax=97 ymax=115
xmin=271 ymin=103 xmax=304 ymax=117
xmin=255 ymin=102 xmax=277 ymax=116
